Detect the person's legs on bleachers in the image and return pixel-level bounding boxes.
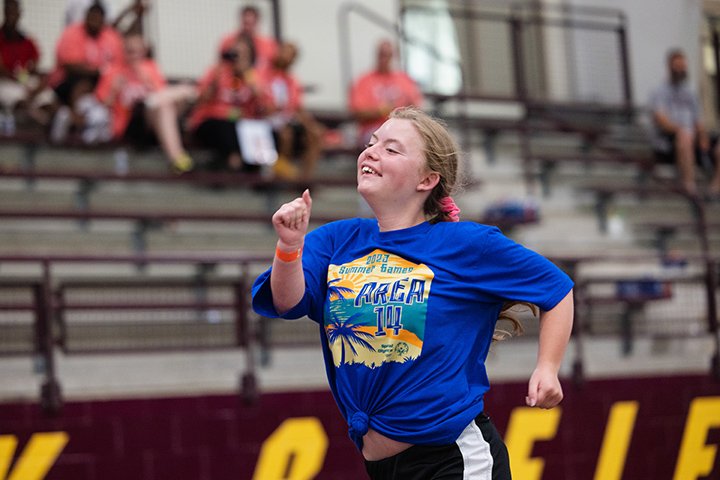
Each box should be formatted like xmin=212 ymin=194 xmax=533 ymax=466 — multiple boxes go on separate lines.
xmin=674 ymin=128 xmax=697 ymax=195
xmin=298 ymin=113 xmax=324 ymax=180
xmin=709 ymin=140 xmax=720 ymax=196
xmin=272 ymin=123 xmax=299 ymax=180
xmin=144 ymin=90 xmax=193 ymax=173
xmin=195 ymin=118 xmax=245 ymax=172
xmin=0 ymin=78 xmax=25 ymax=135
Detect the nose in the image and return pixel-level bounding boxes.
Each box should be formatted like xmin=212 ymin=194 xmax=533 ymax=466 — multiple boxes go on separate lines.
xmin=362 ymin=142 xmax=379 ymax=160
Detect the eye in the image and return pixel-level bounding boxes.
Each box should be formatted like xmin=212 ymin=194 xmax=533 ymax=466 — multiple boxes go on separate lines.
xmin=385 ymin=148 xmax=398 ymax=154
xmin=364 ymin=143 xmax=374 ymax=149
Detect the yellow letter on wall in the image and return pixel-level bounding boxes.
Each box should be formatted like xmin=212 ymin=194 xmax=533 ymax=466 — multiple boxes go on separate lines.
xmin=252 ymin=417 xmax=329 ymax=480
xmin=673 ymin=396 xmax=720 ymax=480
xmin=593 ymin=401 xmax=639 ymax=480
xmin=0 ymin=436 xmax=18 ymax=480
xmin=0 ymin=432 xmax=69 ymax=480
xmin=505 ymin=407 xmax=562 ymax=480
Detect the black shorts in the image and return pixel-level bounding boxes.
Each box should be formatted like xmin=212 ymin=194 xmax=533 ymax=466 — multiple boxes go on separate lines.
xmin=123 ymin=102 xmax=157 ymax=148
xmin=53 ymin=72 xmax=100 ymax=106
xmin=364 ymin=412 xmax=511 ymax=480
xmin=194 ymin=118 xmax=260 ymax=173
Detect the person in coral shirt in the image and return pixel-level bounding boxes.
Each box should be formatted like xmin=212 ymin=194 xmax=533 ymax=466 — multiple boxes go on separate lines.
xmin=349 ymin=39 xmax=423 ymax=146
xmin=95 ymin=33 xmax=196 ymax=172
xmin=49 ymin=3 xmax=123 ymax=103
xmin=189 ymin=35 xmax=273 ymax=172
xmin=217 ymin=5 xmax=277 ymax=73
xmin=48 ymin=3 xmax=124 ymax=143
xmin=261 ymin=41 xmax=324 ymax=180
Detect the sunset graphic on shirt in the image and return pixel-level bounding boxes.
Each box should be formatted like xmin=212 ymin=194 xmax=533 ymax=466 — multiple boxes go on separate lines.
xmin=325 ymin=249 xmax=434 ymax=368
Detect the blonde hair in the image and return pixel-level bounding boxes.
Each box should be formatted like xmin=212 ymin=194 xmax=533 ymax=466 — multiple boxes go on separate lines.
xmin=493 ymin=302 xmax=538 ymax=342
xmin=388 ymin=106 xmax=459 ymax=223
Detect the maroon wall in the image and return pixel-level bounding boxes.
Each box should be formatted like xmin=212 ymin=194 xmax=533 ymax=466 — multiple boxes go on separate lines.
xmin=1 ymin=374 xmax=719 ymax=479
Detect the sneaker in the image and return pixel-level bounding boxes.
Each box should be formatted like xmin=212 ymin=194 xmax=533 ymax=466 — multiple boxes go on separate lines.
xmin=272 ymin=155 xmax=299 ymax=180
xmin=171 ymin=152 xmax=194 ymax=174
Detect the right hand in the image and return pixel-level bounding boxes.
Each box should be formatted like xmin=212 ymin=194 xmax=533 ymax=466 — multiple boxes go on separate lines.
xmin=272 ymin=189 xmax=312 ymax=249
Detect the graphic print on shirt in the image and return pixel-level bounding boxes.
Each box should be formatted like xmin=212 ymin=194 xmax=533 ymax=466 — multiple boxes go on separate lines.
xmin=325 ymin=248 xmax=434 ymax=368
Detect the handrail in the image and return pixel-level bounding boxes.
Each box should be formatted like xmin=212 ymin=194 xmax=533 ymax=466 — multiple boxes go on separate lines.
xmin=1 ymin=249 xmax=718 ymax=414
xmin=0 ymin=253 xmax=274 ymax=413
xmin=578 ymin=178 xmax=719 ymax=379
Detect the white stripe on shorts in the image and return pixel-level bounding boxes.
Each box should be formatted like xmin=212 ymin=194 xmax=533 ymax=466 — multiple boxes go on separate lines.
xmin=455 ymin=418 xmax=493 ymax=480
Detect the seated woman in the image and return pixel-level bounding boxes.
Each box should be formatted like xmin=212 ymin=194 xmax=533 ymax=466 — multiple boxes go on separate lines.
xmin=187 ymin=34 xmax=273 ymax=172
xmin=95 ymin=32 xmax=196 ymax=173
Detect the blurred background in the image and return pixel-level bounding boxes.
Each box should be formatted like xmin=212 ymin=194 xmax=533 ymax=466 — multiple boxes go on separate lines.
xmin=1 ymin=1 xmax=719 ymax=479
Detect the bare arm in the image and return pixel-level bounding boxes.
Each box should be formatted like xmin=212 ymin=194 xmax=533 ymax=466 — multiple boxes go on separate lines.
xmin=113 ymin=0 xmax=147 ymax=35
xmin=270 ymin=189 xmax=312 ymax=314
xmin=526 ymin=289 xmax=574 ymax=408
xmin=653 ymin=110 xmax=680 ymax=135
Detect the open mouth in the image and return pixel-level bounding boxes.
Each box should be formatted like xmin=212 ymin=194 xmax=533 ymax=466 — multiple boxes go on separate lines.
xmin=361 ymin=166 xmax=380 ymax=176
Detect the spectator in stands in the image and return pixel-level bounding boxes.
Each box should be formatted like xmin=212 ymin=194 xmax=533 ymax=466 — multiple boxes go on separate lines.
xmin=252 ymin=106 xmax=574 ymax=479
xmin=189 ymin=35 xmax=273 ymax=172
xmin=218 ymin=5 xmax=277 ymax=72
xmin=0 ymin=0 xmax=53 ymax=133
xmin=48 ymin=2 xmax=124 ymax=144
xmin=649 ymin=48 xmax=720 ymax=197
xmin=349 ymin=39 xmax=423 ymax=146
xmin=95 ymin=32 xmax=195 ymax=173
xmin=65 ymin=0 xmax=147 ymax=35
xmin=262 ymin=41 xmax=323 ymax=180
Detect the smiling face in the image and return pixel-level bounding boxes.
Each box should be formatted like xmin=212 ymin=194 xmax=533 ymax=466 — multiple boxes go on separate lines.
xmin=357 ymin=117 xmax=438 ymax=214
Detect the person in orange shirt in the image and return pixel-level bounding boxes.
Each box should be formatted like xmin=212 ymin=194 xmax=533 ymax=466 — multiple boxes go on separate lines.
xmin=189 ymin=35 xmax=273 ymax=172
xmin=95 ymin=33 xmax=195 ymax=173
xmin=349 ymin=39 xmax=423 ymax=146
xmin=218 ymin=5 xmax=277 ymax=72
xmin=49 ymin=2 xmax=124 ymax=143
xmin=262 ymin=41 xmax=323 ymax=180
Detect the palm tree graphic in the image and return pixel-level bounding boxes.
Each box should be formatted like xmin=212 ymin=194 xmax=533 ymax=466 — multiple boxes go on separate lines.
xmin=326 ymin=312 xmax=376 ymax=365
xmin=328 ymin=278 xmax=355 ymax=300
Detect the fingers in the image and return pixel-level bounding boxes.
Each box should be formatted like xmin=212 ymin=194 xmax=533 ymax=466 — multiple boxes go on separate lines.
xmin=526 ymin=376 xmax=538 ymax=407
xmin=536 ymin=386 xmax=563 ymax=409
xmin=526 ymin=373 xmax=563 ymax=409
xmin=302 ymin=189 xmax=312 ymax=211
xmin=272 ymin=190 xmax=313 ymax=236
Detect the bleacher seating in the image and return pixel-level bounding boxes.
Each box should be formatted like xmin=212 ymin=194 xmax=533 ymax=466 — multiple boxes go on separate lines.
xmin=1 ymin=71 xmax=719 ymax=405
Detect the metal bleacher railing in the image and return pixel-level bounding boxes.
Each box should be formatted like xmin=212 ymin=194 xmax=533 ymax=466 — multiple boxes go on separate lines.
xmin=0 ymin=251 xmax=718 ymax=415
xmin=0 ymin=253 xmax=269 ymax=413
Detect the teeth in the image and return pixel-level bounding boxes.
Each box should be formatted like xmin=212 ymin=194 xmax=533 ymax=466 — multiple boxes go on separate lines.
xmin=362 ymin=166 xmax=376 ymax=174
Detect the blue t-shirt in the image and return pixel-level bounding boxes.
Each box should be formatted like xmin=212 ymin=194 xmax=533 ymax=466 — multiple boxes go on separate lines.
xmin=252 ymin=219 xmax=573 ymax=449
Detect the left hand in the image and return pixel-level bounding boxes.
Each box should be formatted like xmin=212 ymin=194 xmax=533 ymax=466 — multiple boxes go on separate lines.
xmin=526 ymin=366 xmax=563 ymax=409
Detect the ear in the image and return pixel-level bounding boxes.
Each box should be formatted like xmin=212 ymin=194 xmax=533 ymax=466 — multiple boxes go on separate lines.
xmin=417 ymin=171 xmax=440 ymax=192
